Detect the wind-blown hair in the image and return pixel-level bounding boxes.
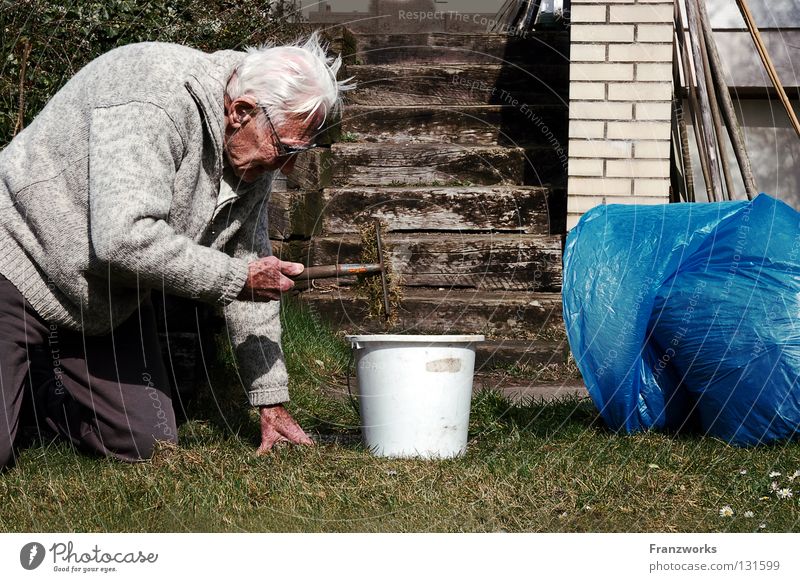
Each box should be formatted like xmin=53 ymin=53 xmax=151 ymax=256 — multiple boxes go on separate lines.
xmin=226 ymin=31 xmax=353 ymax=128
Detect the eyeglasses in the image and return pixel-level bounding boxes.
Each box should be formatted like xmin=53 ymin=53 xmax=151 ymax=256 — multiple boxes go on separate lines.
xmin=261 ymin=108 xmax=318 ymax=157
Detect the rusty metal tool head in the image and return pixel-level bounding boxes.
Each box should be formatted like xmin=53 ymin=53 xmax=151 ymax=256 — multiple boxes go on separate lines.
xmin=290 ymin=221 xmax=392 ymax=321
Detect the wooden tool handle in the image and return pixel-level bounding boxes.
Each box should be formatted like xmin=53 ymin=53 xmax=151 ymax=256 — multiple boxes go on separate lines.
xmin=293 ymin=263 xmax=383 ymax=280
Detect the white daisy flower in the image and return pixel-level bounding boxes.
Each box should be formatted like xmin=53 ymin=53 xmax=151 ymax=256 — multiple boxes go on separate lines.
xmin=739 ymin=469 xmax=748 ymax=475
xmin=770 ymin=481 xmax=780 ymax=491
xmin=769 ymin=471 xmax=782 ymax=478
xmin=719 ymin=505 xmax=734 ymax=517
xmin=776 ymin=488 xmax=793 ymax=499
xmin=744 ymin=511 xmax=754 ymax=518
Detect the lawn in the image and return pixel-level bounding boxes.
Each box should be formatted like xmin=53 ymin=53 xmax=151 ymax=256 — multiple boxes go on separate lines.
xmin=1 ymin=300 xmax=799 ymax=532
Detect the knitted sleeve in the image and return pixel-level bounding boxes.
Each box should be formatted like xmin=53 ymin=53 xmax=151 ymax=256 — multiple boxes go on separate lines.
xmin=220 ymin=188 xmax=290 ymax=407
xmin=88 ymin=102 xmax=248 ymax=305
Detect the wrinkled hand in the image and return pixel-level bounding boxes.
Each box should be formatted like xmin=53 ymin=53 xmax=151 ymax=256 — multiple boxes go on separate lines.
xmin=238 ymin=256 xmax=304 ymax=301
xmin=257 ymin=404 xmax=314 ymax=454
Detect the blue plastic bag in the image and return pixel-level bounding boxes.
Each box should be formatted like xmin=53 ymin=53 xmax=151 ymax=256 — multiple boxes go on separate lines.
xmin=563 ymin=194 xmax=800 ymax=446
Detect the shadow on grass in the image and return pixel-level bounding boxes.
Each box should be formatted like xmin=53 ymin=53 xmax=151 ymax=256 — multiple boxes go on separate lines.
xmin=164 ymin=296 xmax=368 ymax=451
xmin=179 ymin=334 xmax=261 ymax=449
xmin=469 ymin=388 xmax=608 ymax=442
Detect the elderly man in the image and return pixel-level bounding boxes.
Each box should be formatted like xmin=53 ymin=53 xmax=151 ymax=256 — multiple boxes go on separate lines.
xmin=0 ymin=34 xmax=349 ymax=468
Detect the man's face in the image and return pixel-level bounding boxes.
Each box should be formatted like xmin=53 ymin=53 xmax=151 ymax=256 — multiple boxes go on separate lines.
xmin=223 ymin=95 xmax=321 ymax=182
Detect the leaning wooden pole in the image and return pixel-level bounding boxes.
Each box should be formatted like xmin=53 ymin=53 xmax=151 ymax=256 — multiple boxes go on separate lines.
xmin=695 ymin=0 xmax=735 ymax=200
xmin=676 ymin=3 xmax=715 ymax=201
xmin=735 ymin=0 xmax=800 ymax=140
xmin=678 ymin=23 xmax=713 ymax=201
xmin=698 ymin=0 xmax=758 ymax=199
xmin=674 ymin=95 xmax=697 ymax=202
xmin=672 ymin=41 xmax=696 ymax=202
xmin=685 ymin=0 xmax=723 ymax=201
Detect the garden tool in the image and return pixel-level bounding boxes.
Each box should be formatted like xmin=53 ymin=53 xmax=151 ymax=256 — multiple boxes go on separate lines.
xmin=290 ymin=220 xmax=391 ymax=320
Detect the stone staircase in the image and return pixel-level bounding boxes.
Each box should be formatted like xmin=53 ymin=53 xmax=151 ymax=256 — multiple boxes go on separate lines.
xmin=272 ymin=29 xmax=571 ymax=370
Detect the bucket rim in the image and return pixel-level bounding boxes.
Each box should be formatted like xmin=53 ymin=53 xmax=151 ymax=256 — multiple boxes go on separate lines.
xmin=345 ymin=334 xmax=485 ymax=344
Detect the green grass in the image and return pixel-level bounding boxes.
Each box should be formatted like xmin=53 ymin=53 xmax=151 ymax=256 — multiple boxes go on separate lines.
xmin=338 ymin=131 xmax=359 ymax=143
xmin=1 ymin=300 xmax=799 ymax=532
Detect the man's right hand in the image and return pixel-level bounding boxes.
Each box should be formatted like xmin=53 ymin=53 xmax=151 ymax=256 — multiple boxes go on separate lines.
xmin=238 ymin=256 xmax=304 ymax=301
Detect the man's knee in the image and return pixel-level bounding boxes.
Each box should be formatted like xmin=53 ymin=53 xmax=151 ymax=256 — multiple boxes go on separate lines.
xmin=86 ymin=406 xmax=179 ymax=462
xmin=80 ymin=381 xmax=179 ymax=462
xmin=104 ymin=427 xmax=179 ymax=463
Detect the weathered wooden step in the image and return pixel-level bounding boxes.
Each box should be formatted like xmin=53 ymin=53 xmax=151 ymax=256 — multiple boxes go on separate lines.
xmin=348 ymin=32 xmax=569 ymax=65
xmin=269 ymin=185 xmax=568 ymax=240
xmin=288 ymin=233 xmax=563 ymax=292
xmin=475 ymin=339 xmax=570 ymax=370
xmin=296 ymin=288 xmax=564 ymax=337
xmin=344 ymin=63 xmax=568 ymax=106
xmin=301 ymin=185 xmax=561 ymax=236
xmin=341 ymin=105 xmax=568 ymax=147
xmin=288 ymin=143 xmax=564 ymax=188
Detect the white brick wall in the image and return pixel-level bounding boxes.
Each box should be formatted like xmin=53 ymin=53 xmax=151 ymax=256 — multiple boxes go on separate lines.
xmin=570 ymin=82 xmax=606 ymax=99
xmin=571 ymin=25 xmax=635 ymax=42
xmin=606 ymin=120 xmax=671 ymax=139
xmin=635 ymin=102 xmax=672 ymax=120
xmin=570 ymin=101 xmax=633 ymax=119
xmin=569 ymin=120 xmax=606 ymax=138
xmin=637 ymin=24 xmax=674 ymax=42
xmin=609 ymin=4 xmax=674 ymax=23
xmin=567 ymin=0 xmax=675 ymax=230
xmin=608 ymin=43 xmax=672 ymax=61
xmin=607 ymin=81 xmax=671 ymax=100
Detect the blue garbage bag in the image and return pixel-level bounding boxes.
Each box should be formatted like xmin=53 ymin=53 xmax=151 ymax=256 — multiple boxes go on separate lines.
xmin=563 ymin=194 xmax=800 ymax=446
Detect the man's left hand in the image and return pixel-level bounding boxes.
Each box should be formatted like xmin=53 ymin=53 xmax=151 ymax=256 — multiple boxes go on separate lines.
xmin=257 ymin=404 xmax=314 ymax=454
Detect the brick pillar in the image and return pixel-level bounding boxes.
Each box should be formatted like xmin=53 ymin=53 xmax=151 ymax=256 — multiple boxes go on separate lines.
xmin=567 ymin=0 xmax=675 ymax=230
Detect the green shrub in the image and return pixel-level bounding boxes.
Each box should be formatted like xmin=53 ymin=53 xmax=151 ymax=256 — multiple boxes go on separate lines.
xmin=1 ymin=0 xmax=308 ymax=146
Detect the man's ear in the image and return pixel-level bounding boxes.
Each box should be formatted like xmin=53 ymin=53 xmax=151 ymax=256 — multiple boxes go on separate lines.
xmin=225 ymin=96 xmax=258 ymax=128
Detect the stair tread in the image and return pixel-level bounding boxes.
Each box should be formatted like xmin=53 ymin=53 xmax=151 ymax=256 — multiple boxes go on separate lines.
xmin=346 ymin=63 xmax=567 ymax=72
xmin=475 ymin=339 xmax=569 ymax=366
xmin=479 ymin=338 xmax=567 ymax=348
xmin=322 ymin=184 xmax=562 ymax=193
xmin=297 ymin=287 xmax=563 ymax=336
xmin=339 ymin=103 xmax=568 ymax=147
xmin=321 ymin=142 xmax=563 ymax=186
xmin=345 ymin=31 xmax=569 ymax=65
xmin=344 ymin=69 xmax=567 ymax=106
xmin=309 ymin=232 xmax=563 ymax=242
xmin=349 ymin=31 xmax=569 ymax=39
xmin=343 ymin=104 xmax=567 ymax=111
xmin=301 ymin=287 xmax=562 ymax=303
xmin=294 ymin=232 xmax=563 ymax=293
xmin=331 ymin=142 xmax=556 ymax=153
xmin=303 ymin=185 xmax=564 ymax=237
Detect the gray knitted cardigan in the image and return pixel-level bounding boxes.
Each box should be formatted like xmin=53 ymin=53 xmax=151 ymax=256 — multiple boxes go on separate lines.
xmin=0 ymin=42 xmax=288 ymax=407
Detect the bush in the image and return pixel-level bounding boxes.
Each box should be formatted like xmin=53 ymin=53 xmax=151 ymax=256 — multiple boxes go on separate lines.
xmin=1 ymin=0 xmax=307 ymax=146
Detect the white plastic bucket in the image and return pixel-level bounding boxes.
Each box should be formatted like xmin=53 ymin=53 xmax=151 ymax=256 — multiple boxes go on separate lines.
xmin=346 ymin=334 xmax=485 ymax=459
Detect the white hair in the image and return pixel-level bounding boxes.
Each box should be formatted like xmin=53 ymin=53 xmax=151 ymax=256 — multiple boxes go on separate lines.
xmin=226 ymin=31 xmax=353 ymax=128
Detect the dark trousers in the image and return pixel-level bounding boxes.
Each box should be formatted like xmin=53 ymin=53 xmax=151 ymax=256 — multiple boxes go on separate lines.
xmin=0 ymin=276 xmax=177 ymax=468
